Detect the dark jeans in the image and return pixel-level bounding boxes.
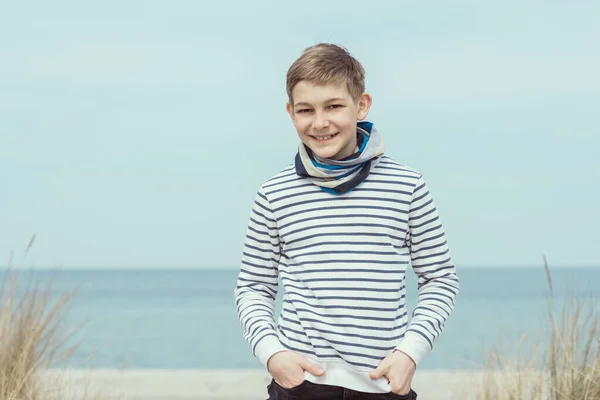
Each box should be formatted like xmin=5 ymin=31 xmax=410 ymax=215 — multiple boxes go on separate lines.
xmin=266 ymin=379 xmax=418 ymax=400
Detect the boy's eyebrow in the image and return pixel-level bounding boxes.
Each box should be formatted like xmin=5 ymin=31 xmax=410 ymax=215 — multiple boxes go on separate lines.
xmin=294 ymin=98 xmax=347 ymax=107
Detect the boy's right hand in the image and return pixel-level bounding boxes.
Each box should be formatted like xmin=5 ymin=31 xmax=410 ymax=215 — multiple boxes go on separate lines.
xmin=267 ymin=351 xmax=325 ymax=389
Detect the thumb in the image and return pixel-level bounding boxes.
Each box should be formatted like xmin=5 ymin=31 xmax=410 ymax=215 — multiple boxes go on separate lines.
xmin=299 ymin=358 xmax=325 ymax=376
xmin=369 ymin=364 xmax=388 ymax=380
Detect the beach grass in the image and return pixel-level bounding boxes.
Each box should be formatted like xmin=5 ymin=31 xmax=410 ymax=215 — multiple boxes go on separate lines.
xmin=0 ymin=235 xmax=110 ymax=400
xmin=464 ymin=257 xmax=600 ymax=400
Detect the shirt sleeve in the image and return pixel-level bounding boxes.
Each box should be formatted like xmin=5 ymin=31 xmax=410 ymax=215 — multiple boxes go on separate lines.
xmin=395 ymin=175 xmax=460 ymax=366
xmin=233 ymin=187 xmax=287 ymax=368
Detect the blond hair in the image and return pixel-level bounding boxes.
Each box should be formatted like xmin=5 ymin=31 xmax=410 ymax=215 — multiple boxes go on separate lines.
xmin=286 ymin=43 xmax=366 ymax=104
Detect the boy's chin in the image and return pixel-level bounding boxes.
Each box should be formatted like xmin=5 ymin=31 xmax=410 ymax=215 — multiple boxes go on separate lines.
xmin=308 ymin=146 xmax=342 ymax=160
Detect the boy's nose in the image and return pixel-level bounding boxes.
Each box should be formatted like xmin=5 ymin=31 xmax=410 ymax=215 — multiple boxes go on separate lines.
xmin=312 ymin=113 xmax=330 ymax=130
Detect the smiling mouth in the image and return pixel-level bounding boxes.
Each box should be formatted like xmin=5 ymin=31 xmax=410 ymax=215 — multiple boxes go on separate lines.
xmin=312 ymin=133 xmax=339 ymax=141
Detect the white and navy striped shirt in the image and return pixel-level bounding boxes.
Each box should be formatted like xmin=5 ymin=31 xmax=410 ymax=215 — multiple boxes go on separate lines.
xmin=234 ymin=156 xmax=459 ymax=393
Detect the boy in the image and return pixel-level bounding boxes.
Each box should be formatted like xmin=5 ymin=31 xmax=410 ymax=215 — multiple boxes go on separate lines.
xmin=234 ymin=43 xmax=459 ymax=400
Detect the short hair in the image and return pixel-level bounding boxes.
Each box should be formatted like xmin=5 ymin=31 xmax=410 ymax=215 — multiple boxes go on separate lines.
xmin=286 ymin=43 xmax=366 ymax=105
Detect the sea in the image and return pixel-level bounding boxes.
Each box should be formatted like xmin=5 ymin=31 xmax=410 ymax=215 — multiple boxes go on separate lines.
xmin=5 ymin=266 xmax=599 ymax=371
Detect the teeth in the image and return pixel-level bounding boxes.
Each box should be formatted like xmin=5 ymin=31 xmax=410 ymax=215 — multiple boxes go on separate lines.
xmin=315 ymin=135 xmax=333 ymax=141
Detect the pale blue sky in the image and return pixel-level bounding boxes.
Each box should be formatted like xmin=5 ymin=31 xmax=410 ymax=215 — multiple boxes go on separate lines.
xmin=1 ymin=1 xmax=599 ymax=268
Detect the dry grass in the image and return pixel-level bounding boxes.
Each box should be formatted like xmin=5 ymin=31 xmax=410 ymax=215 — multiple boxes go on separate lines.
xmin=0 ymin=235 xmax=114 ymax=400
xmin=543 ymin=256 xmax=600 ymax=400
xmin=464 ymin=257 xmax=600 ymax=400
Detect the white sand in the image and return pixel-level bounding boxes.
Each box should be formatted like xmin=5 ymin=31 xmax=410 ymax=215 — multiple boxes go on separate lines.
xmin=40 ymin=368 xmax=480 ymax=399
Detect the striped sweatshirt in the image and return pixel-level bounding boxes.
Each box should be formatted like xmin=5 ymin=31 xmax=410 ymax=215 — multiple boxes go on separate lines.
xmin=233 ymin=156 xmax=459 ymax=393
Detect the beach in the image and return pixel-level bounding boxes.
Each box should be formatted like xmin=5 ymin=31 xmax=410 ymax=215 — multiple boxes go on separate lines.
xmin=42 ymin=369 xmax=476 ymax=399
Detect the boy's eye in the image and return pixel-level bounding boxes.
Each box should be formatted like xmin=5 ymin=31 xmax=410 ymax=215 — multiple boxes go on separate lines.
xmin=296 ymin=105 xmax=342 ymax=113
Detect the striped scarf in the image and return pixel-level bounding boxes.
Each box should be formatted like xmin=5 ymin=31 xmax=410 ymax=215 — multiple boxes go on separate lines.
xmin=294 ymin=121 xmax=385 ymax=195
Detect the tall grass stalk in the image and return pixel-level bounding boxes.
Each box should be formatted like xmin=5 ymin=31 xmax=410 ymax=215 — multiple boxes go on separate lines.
xmin=467 ymin=258 xmax=600 ymax=400
xmin=543 ymin=256 xmax=600 ymax=400
xmin=0 ymin=235 xmax=81 ymax=399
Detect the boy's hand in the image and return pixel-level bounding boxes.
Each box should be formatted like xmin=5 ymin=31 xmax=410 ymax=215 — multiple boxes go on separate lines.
xmin=267 ymin=351 xmax=325 ymax=389
xmin=369 ymin=350 xmax=416 ymax=395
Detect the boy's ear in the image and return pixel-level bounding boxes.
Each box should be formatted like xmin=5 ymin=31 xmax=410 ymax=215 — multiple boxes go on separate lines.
xmin=286 ymin=102 xmax=295 ymax=121
xmin=357 ymin=92 xmax=372 ymax=120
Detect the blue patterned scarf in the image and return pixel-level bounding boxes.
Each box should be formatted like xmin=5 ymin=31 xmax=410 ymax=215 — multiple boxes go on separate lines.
xmin=295 ymin=121 xmax=385 ymax=195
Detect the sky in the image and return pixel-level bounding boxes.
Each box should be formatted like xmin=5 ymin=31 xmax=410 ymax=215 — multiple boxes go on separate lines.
xmin=1 ymin=0 xmax=599 ymax=268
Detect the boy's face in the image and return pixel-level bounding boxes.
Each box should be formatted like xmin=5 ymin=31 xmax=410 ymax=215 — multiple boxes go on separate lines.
xmin=286 ymin=81 xmax=372 ymax=160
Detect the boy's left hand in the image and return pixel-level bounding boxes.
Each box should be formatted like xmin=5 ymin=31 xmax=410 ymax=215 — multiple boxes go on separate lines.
xmin=369 ymin=350 xmax=416 ymax=395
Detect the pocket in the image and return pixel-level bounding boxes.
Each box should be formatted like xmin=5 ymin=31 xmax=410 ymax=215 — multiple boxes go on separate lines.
xmin=387 ymin=388 xmax=417 ymax=399
xmin=273 ymin=379 xmax=309 ymax=392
